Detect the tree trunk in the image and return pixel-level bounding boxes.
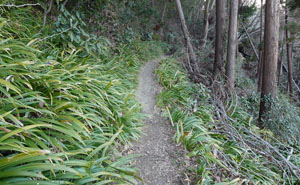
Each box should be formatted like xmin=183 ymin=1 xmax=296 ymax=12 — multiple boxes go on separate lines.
xmin=277 ymin=40 xmax=284 ymax=86
xmin=42 ymin=0 xmax=54 ymax=28
xmin=257 ymin=0 xmax=264 ymax=92
xmin=195 ymin=0 xmax=205 ymax=24
xmin=259 ymin=0 xmax=263 ymax=52
xmin=258 ymin=0 xmax=280 ymax=127
xmin=285 ymin=2 xmax=294 ymax=96
xmin=200 ymin=0 xmax=214 ymax=48
xmin=258 ymin=51 xmax=264 ymax=92
xmin=161 ymin=1 xmax=168 ymax=23
xmin=214 ymin=0 xmax=226 ymax=75
xmin=226 ymin=0 xmax=239 ymax=88
xmin=175 ymin=0 xmax=198 ymax=72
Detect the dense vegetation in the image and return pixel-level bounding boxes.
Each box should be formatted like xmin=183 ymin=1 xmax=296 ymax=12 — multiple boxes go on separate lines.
xmin=0 ymin=2 xmax=163 ymax=184
xmin=156 ymin=58 xmax=300 ymax=184
xmin=1 ymin=0 xmax=300 ymax=184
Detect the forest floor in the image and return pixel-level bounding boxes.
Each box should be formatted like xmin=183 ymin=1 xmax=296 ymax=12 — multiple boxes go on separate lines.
xmin=130 ymin=57 xmax=188 ymax=185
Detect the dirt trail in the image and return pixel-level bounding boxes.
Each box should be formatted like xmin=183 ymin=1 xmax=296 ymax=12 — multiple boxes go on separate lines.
xmin=132 ymin=57 xmax=186 ymax=185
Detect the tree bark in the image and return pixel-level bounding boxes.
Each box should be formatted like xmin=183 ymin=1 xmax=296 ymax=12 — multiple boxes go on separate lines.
xmin=258 ymin=0 xmax=280 ymax=127
xmin=214 ymin=0 xmax=226 ymax=75
xmin=175 ymin=0 xmax=198 ymax=72
xmin=285 ymin=2 xmax=294 ymax=96
xmin=226 ymin=0 xmax=239 ymax=88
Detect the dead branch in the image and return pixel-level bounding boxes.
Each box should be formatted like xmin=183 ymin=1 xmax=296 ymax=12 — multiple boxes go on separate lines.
xmin=281 ymin=64 xmax=300 ymax=94
xmin=248 ymin=131 xmax=300 ymax=181
xmin=208 ymin=83 xmax=300 ymax=182
xmin=240 ymin=21 xmax=259 ymax=62
xmin=0 ymin=3 xmax=41 ymax=8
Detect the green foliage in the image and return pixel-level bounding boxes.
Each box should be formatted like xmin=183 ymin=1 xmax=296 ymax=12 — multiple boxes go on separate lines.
xmin=287 ymin=0 xmax=300 ymax=11
xmin=239 ymin=3 xmax=257 ymax=21
xmin=156 ymin=58 xmax=210 ymax=108
xmin=156 ymin=58 xmax=300 ymax=184
xmin=235 ymin=56 xmax=256 ymax=90
xmin=54 ymin=5 xmax=110 ymax=57
xmin=240 ymin=90 xmax=300 ymax=146
xmin=285 ymin=21 xmax=300 ymax=43
xmin=0 ymin=5 xmax=163 ymax=184
xmin=263 ymin=95 xmax=300 ymax=145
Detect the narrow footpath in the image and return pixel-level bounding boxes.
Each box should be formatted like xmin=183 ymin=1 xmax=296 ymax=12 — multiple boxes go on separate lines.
xmin=132 ymin=57 xmax=187 ymax=185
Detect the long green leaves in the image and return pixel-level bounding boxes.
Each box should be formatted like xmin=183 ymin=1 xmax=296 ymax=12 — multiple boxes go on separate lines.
xmin=156 ymin=58 xmax=296 ymax=184
xmin=0 ymin=5 xmax=162 ymax=184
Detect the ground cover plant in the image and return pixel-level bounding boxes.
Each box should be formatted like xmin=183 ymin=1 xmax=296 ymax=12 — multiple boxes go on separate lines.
xmin=2 ymin=0 xmax=300 ymax=184
xmin=0 ymin=4 xmax=163 ymax=184
xmin=156 ymin=58 xmax=300 ymax=184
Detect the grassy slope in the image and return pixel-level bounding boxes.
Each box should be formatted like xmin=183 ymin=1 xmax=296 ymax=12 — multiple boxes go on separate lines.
xmin=0 ymin=6 xmax=163 ymax=184
xmin=156 ymin=57 xmax=300 ymax=184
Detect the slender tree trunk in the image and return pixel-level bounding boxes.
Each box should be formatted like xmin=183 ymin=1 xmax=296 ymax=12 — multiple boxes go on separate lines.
xmin=226 ymin=0 xmax=239 ymax=88
xmin=193 ymin=0 xmax=205 ymax=32
xmin=175 ymin=0 xmax=198 ymax=72
xmin=285 ymin=2 xmax=294 ymax=96
xmin=195 ymin=0 xmax=205 ymax=24
xmin=258 ymin=0 xmax=280 ymax=127
xmin=214 ymin=0 xmax=226 ymax=75
xmin=259 ymin=0 xmax=263 ymax=43
xmin=42 ymin=0 xmax=54 ymax=28
xmin=161 ymin=1 xmax=168 ymax=23
xmin=200 ymin=0 xmax=214 ymax=48
xmin=277 ymin=40 xmax=284 ymax=86
xmin=258 ymin=51 xmax=264 ymax=92
xmin=159 ymin=1 xmax=168 ymax=36
xmin=257 ymin=0 xmax=264 ymax=92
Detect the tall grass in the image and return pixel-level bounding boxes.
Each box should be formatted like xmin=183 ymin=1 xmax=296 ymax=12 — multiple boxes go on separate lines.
xmin=0 ymin=5 xmax=162 ymax=184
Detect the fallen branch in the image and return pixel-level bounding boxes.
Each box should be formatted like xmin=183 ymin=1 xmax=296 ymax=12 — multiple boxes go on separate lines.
xmin=248 ymin=131 xmax=300 ymax=181
xmin=281 ymin=64 xmax=300 ymax=94
xmin=240 ymin=21 xmax=259 ymax=62
xmin=0 ymin=3 xmax=41 ymax=8
xmin=37 ymin=27 xmax=73 ymax=43
xmin=209 ymin=84 xmax=300 ymax=182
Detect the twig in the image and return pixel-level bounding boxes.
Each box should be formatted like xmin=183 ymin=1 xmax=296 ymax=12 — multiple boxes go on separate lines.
xmin=37 ymin=27 xmax=73 ymax=43
xmin=62 ymin=0 xmax=69 ymax=7
xmin=287 ymin=148 xmax=294 ymax=161
xmin=0 ymin=3 xmax=41 ymax=8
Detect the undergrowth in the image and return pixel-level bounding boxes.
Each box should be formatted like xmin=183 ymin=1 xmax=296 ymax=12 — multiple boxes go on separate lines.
xmin=156 ymin=58 xmax=300 ymax=184
xmin=0 ymin=5 xmax=162 ymax=184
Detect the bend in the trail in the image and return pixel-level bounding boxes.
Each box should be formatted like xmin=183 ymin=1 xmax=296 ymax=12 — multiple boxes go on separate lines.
xmin=132 ymin=57 xmax=187 ymax=185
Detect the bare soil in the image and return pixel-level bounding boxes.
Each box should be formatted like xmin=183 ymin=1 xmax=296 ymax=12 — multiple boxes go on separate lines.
xmin=131 ymin=57 xmax=188 ymax=185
